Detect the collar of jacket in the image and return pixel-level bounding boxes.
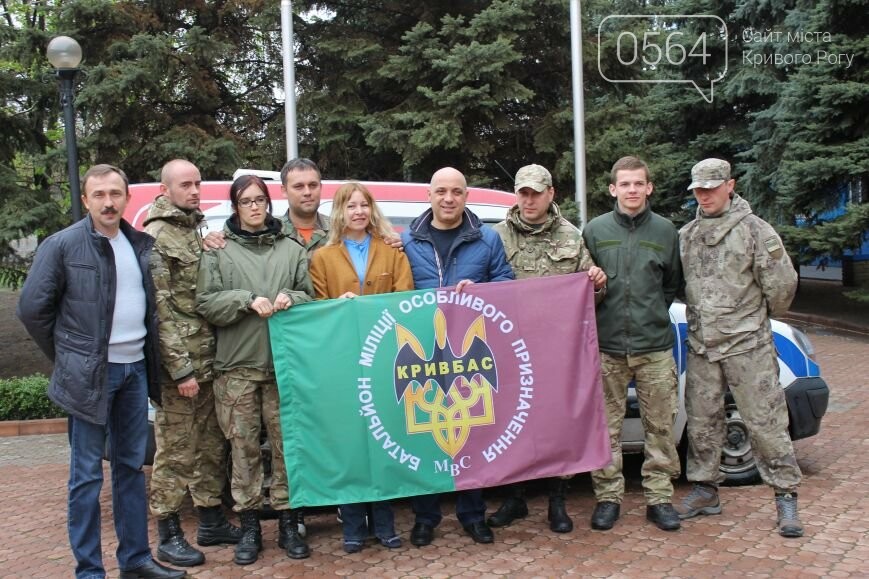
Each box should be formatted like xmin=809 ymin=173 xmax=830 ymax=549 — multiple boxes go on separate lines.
xmin=693 ymin=194 xmax=753 ymax=246
xmin=281 ymin=210 xmax=330 ymax=235
xmin=83 ymin=214 xmax=151 ymax=249
xmin=407 ymin=207 xmax=483 ymax=243
xmin=224 ymin=214 xmax=284 ymax=245
xmin=612 ymin=200 xmax=652 ymax=228
xmin=505 ymin=202 xmax=563 ymax=234
xmin=142 ymin=194 xmax=205 ymax=230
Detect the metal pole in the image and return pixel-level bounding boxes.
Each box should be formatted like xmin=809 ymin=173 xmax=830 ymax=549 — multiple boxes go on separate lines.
xmin=58 ymin=69 xmax=82 ymax=221
xmin=570 ymin=0 xmax=588 ymax=227
xmin=281 ymin=0 xmax=298 ymax=160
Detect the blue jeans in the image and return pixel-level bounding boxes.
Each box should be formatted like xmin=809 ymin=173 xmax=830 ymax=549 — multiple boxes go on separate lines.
xmin=68 ymin=361 xmax=152 ymax=579
xmin=341 ymin=502 xmax=396 ymax=542
xmin=412 ymin=490 xmax=486 ymax=527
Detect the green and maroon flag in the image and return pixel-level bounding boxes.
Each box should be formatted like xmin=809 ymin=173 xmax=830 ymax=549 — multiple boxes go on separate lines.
xmin=270 ymin=273 xmax=609 ymax=507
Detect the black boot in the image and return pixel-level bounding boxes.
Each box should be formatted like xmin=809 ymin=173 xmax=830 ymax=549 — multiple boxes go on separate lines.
xmin=234 ymin=511 xmax=262 ymax=566
xmin=278 ymin=509 xmax=310 ymax=559
xmin=156 ymin=514 xmax=205 ymax=567
xmin=548 ymin=479 xmax=573 ymax=533
xmin=486 ymin=485 xmax=528 ymax=527
xmin=197 ymin=505 xmax=242 ymax=546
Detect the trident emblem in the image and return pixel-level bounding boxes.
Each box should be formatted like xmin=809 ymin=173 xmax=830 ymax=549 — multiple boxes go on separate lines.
xmin=393 ymin=309 xmax=498 ymax=457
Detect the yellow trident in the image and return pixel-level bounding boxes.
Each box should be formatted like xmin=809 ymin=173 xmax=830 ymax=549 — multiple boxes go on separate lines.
xmin=395 ymin=310 xmax=496 ymax=458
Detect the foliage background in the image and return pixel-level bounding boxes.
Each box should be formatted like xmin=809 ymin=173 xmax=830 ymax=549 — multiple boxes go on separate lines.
xmin=1 ymin=0 xmax=866 ymax=286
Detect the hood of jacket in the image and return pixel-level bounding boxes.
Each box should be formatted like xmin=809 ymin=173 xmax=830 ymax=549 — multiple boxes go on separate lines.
xmin=224 ymin=214 xmax=285 ymax=245
xmin=142 ymin=194 xmax=205 ymax=230
xmin=692 ymin=194 xmax=752 ymax=246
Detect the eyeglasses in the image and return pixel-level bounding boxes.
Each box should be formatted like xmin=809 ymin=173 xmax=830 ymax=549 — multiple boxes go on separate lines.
xmin=238 ymin=196 xmax=268 ymax=208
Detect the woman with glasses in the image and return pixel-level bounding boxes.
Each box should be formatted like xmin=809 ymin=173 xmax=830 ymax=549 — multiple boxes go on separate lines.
xmin=196 ymin=175 xmax=314 ymax=566
xmin=309 ymin=182 xmax=413 ymax=553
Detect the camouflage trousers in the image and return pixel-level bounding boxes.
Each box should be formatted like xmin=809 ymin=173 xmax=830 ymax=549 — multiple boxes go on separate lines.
xmin=213 ymin=368 xmax=290 ymax=512
xmin=685 ymin=339 xmax=801 ymax=492
xmin=591 ymin=350 xmax=680 ymax=505
xmin=149 ymin=380 xmax=226 ymax=518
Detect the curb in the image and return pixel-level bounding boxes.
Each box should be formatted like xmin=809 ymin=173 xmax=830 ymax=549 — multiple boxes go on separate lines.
xmin=0 ymin=417 xmax=67 ymax=437
xmin=781 ymin=312 xmax=869 ymax=336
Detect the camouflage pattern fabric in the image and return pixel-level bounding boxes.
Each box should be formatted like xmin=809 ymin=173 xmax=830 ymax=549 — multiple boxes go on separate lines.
xmin=149 ymin=381 xmax=226 ymax=516
xmin=685 ymin=341 xmax=802 ymax=491
xmin=591 ymin=350 xmax=680 ymax=504
xmin=493 ymin=203 xmax=596 ymax=279
xmin=213 ymin=367 xmax=290 ymax=512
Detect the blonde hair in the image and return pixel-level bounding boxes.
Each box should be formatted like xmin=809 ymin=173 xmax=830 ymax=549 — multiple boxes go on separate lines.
xmin=326 ymin=182 xmax=396 ymax=245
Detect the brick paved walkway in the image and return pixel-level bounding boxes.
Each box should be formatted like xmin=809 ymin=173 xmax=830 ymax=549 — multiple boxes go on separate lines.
xmin=1 ymin=328 xmax=867 ymax=578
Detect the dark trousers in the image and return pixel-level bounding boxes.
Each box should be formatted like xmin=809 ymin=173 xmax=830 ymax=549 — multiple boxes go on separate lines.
xmin=411 ymin=490 xmax=486 ymax=527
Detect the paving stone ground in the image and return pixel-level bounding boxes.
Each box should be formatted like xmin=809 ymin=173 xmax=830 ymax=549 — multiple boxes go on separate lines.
xmin=1 ymin=326 xmax=867 ymax=578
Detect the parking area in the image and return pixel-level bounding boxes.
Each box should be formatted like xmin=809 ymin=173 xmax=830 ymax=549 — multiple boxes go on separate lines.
xmin=0 ymin=327 xmax=867 ymax=578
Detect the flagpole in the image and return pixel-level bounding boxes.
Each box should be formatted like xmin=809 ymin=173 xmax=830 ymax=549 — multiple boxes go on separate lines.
xmin=570 ymin=0 xmax=588 ymax=228
xmin=281 ymin=0 xmax=298 ymax=161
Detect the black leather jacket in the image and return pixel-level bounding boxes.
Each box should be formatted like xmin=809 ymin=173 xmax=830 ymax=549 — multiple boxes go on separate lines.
xmin=17 ymin=216 xmax=161 ymax=425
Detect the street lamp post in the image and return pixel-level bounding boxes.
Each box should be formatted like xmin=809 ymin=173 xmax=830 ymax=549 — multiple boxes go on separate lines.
xmin=46 ymin=36 xmax=83 ymax=222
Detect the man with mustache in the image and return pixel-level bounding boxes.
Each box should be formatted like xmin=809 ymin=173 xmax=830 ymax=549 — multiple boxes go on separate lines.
xmin=17 ymin=165 xmax=185 ymax=579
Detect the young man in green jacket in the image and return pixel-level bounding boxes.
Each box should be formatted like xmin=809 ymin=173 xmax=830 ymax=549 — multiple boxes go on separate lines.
xmin=582 ymin=156 xmax=683 ymax=532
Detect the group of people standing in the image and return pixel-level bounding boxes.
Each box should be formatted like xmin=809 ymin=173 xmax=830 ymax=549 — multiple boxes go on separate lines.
xmin=17 ymin=153 xmax=805 ymax=579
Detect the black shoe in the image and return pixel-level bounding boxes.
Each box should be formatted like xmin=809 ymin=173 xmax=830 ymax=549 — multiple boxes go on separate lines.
xmin=486 ymin=496 xmax=529 ymax=527
xmin=278 ymin=509 xmax=311 ymax=559
xmin=548 ymin=496 xmax=573 ymax=533
xmin=590 ymin=501 xmax=620 ymax=530
xmin=462 ymin=521 xmax=494 ymax=544
xmin=197 ymin=506 xmax=242 ymax=546
xmin=119 ymin=559 xmax=187 ymax=579
xmin=646 ymin=503 xmax=681 ymax=531
xmin=234 ymin=510 xmax=262 ymax=566
xmin=410 ymin=522 xmax=435 ymax=547
xmin=156 ymin=515 xmax=204 ymax=567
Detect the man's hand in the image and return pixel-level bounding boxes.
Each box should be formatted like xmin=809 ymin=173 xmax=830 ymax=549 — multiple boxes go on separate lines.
xmin=384 ymin=234 xmax=404 ymax=252
xmin=250 ymin=296 xmax=275 ymax=318
xmin=338 ymin=291 xmax=358 ymax=299
xmin=587 ymin=266 xmax=607 ymax=290
xmin=273 ymin=293 xmax=293 ymax=311
xmin=455 ymin=279 xmax=474 ymax=293
xmin=202 ymin=231 xmax=226 ymax=251
xmin=177 ymin=376 xmax=199 ymax=398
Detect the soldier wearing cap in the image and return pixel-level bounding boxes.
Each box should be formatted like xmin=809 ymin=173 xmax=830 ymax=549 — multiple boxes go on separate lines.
xmin=582 ymin=156 xmax=683 ymax=532
xmin=487 ymin=164 xmax=606 ymax=533
xmin=676 ymin=158 xmax=804 ymax=538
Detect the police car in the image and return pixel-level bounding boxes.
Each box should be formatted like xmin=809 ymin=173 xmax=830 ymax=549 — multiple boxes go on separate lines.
xmin=127 ymin=171 xmax=829 ymax=485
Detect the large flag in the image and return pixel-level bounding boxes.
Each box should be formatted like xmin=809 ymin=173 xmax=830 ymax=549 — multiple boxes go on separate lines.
xmin=270 ymin=273 xmax=610 ymax=507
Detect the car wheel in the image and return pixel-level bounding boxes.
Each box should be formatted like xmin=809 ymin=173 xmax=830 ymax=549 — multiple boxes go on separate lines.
xmin=719 ymin=402 xmax=761 ymax=486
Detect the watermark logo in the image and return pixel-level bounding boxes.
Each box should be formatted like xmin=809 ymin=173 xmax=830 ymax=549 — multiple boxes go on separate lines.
xmin=598 ymin=15 xmax=728 ymax=103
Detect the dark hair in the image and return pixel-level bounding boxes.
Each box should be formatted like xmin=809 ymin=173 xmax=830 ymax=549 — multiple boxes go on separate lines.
xmin=82 ymin=164 xmax=129 ymax=195
xmin=229 ymin=174 xmax=272 ymax=214
xmin=610 ymin=156 xmax=651 ymax=184
xmin=280 ymin=158 xmax=321 ymax=186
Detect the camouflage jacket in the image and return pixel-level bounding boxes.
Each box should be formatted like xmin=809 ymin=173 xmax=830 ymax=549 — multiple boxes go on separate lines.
xmin=144 ymin=195 xmax=215 ymax=383
xmin=280 ymin=211 xmax=330 ymax=259
xmin=680 ymin=194 xmax=797 ymax=361
xmin=493 ymin=203 xmax=597 ymax=279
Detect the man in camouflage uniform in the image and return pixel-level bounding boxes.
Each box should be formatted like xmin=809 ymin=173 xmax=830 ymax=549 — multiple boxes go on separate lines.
xmin=488 ymin=164 xmax=607 ymax=533
xmin=582 ymin=156 xmax=683 ymax=532
xmin=146 ymin=160 xmax=241 ymax=567
xmin=676 ymin=158 xmax=803 ymax=538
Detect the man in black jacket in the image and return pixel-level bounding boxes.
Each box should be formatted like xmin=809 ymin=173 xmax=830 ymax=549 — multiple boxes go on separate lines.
xmin=17 ymin=164 xmax=184 ymax=579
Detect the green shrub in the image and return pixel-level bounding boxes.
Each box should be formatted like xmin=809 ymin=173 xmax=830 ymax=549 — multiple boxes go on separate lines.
xmin=0 ymin=374 xmax=65 ymax=420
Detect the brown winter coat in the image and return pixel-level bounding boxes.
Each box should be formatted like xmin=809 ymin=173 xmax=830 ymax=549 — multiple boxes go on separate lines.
xmin=309 ymin=236 xmax=414 ymax=298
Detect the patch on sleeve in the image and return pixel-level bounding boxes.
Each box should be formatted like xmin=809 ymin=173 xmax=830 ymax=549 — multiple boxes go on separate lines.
xmin=764 ymin=236 xmax=784 ymax=257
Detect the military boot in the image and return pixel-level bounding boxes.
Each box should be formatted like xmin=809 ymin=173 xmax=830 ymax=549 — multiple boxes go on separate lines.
xmin=196 ymin=505 xmax=242 ymax=546
xmin=548 ymin=479 xmax=573 ymax=533
xmin=775 ymin=492 xmax=804 ymax=538
xmin=157 ymin=513 xmax=205 ymax=567
xmin=234 ymin=511 xmax=262 ymax=566
xmin=486 ymin=485 xmax=528 ymax=527
xmin=278 ymin=509 xmax=310 ymax=559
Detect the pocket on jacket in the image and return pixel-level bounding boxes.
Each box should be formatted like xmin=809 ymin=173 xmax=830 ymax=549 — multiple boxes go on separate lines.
xmin=718 ymin=312 xmax=762 ymax=334
xmin=369 ymin=272 xmax=394 ymax=294
xmin=545 ymin=246 xmax=580 ymax=274
xmin=65 ymin=263 xmax=99 ymax=302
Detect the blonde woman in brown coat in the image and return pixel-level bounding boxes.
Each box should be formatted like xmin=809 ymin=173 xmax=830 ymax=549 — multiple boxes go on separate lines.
xmin=308 ymin=182 xmax=413 ymax=552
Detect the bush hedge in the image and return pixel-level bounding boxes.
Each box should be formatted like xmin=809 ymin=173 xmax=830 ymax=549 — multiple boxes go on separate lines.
xmin=0 ymin=374 xmax=65 ymax=420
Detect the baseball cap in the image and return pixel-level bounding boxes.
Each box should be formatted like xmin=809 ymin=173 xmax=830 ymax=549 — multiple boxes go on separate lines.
xmin=687 ymin=158 xmax=731 ymax=191
xmin=514 ymin=164 xmax=552 ymax=193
